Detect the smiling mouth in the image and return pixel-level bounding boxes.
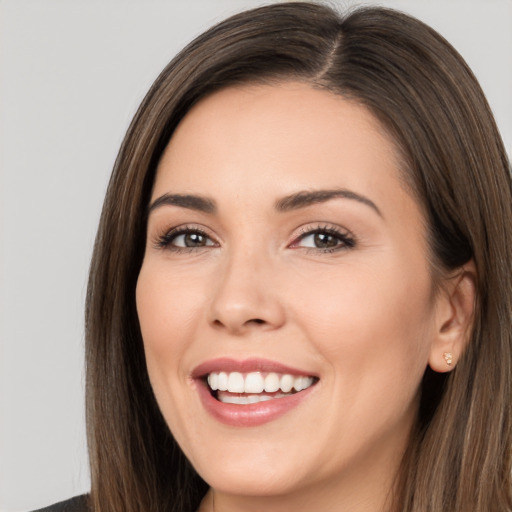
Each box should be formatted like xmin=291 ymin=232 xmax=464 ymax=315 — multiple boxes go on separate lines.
xmin=205 ymin=371 xmax=318 ymax=404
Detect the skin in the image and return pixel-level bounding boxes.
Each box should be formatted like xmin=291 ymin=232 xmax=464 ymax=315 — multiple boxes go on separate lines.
xmin=136 ymin=82 xmax=474 ymax=512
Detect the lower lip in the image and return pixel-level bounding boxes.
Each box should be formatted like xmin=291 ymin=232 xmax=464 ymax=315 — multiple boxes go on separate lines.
xmin=195 ymin=380 xmax=317 ymax=427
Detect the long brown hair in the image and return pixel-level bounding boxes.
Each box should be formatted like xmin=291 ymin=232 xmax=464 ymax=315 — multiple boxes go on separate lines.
xmin=85 ymin=3 xmax=512 ymax=511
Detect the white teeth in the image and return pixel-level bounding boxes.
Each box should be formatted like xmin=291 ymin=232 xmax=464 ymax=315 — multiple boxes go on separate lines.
xmin=244 ymin=372 xmax=265 ymax=393
xmin=294 ymin=376 xmax=314 ymax=391
xmin=219 ymin=393 xmax=286 ymax=404
xmin=207 ymin=371 xmax=315 ymax=395
xmin=227 ymin=372 xmax=245 ymax=393
xmin=280 ymin=374 xmax=294 ymax=393
xmin=264 ymin=373 xmax=280 ymax=392
xmin=207 ymin=372 xmax=219 ymax=391
xmin=217 ymin=372 xmax=228 ymax=391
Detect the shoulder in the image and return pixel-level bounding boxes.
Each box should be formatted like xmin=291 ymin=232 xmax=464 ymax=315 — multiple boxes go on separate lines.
xmin=31 ymin=494 xmax=89 ymax=512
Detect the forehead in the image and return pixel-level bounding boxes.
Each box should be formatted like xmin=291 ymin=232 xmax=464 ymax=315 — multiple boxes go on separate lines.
xmin=153 ymin=82 xmax=410 ymax=217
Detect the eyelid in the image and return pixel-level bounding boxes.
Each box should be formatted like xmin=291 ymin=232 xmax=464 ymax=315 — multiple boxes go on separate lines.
xmin=150 ymin=221 xmax=355 ymax=253
xmin=288 ymin=223 xmax=356 ymax=252
xmin=152 ymin=223 xmax=220 ymax=250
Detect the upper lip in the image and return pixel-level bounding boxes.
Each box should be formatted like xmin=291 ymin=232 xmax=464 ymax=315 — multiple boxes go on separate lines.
xmin=191 ymin=357 xmax=318 ymax=379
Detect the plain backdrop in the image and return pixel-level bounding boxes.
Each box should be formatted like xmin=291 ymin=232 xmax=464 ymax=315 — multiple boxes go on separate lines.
xmin=1 ymin=1 xmax=511 ymax=511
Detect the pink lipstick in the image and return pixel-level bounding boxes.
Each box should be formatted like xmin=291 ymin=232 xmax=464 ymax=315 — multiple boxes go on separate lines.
xmin=192 ymin=358 xmax=318 ymax=427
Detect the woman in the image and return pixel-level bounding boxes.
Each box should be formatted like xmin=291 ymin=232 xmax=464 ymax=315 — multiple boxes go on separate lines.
xmin=40 ymin=2 xmax=512 ymax=511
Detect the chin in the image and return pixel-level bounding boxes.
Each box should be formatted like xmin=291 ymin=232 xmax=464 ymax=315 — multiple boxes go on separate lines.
xmin=196 ymin=459 xmax=304 ymax=497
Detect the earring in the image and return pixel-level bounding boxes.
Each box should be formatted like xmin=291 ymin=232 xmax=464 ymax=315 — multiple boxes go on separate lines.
xmin=443 ymin=352 xmax=453 ymax=366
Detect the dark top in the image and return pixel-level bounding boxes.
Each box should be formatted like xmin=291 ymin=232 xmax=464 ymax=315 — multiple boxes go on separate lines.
xmin=31 ymin=495 xmax=89 ymax=512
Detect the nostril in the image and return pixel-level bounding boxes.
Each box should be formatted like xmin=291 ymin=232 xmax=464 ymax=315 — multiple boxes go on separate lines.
xmin=211 ymin=317 xmax=266 ymax=332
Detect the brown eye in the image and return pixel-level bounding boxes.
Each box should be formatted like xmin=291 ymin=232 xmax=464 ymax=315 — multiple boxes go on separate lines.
xmin=294 ymin=228 xmax=355 ymax=252
xmin=171 ymin=231 xmax=214 ymax=248
xmin=313 ymin=232 xmax=339 ymax=249
xmin=156 ymin=227 xmax=217 ymax=250
xmin=182 ymin=233 xmax=208 ymax=247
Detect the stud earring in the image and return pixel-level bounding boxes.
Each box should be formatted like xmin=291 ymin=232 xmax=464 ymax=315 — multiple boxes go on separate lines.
xmin=443 ymin=352 xmax=453 ymax=366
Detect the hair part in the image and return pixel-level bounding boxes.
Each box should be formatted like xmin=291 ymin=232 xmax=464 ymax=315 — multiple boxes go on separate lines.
xmin=85 ymin=3 xmax=512 ymax=511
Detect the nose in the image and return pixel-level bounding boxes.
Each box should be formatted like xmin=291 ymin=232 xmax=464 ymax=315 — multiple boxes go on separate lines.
xmin=208 ymin=247 xmax=286 ymax=335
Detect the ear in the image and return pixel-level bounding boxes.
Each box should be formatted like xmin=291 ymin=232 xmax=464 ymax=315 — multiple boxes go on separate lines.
xmin=428 ymin=261 xmax=477 ymax=373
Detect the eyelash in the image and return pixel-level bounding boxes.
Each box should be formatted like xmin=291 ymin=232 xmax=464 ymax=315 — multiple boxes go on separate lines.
xmin=292 ymin=225 xmax=356 ymax=253
xmin=154 ymin=225 xmax=217 ymax=253
xmin=154 ymin=224 xmax=356 ymax=254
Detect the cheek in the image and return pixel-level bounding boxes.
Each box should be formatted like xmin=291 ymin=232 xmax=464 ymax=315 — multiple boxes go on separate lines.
xmin=290 ymin=257 xmax=435 ymax=400
xmin=135 ymin=261 xmax=206 ymax=389
xmin=135 ymin=259 xmax=217 ymax=451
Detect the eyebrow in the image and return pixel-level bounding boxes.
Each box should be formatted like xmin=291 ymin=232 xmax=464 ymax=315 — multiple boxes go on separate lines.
xmin=148 ymin=188 xmax=381 ymax=217
xmin=275 ymin=189 xmax=382 ymax=216
xmin=148 ymin=193 xmax=217 ymax=214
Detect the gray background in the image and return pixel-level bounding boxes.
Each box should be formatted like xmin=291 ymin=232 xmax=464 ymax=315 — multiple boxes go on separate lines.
xmin=1 ymin=1 xmax=511 ymax=511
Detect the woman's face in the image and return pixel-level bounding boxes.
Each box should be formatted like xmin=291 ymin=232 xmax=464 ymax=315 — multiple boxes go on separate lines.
xmin=136 ymin=83 xmax=442 ymax=505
